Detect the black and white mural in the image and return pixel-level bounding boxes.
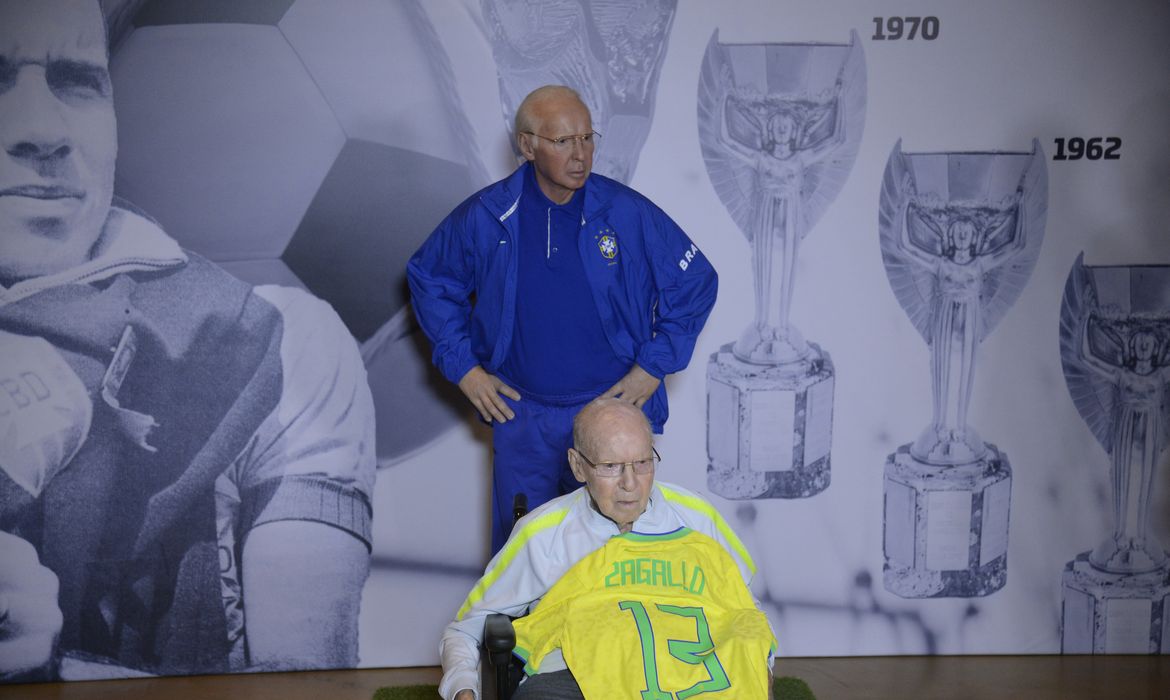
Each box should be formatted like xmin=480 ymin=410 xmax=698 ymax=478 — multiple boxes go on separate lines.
xmin=1059 ymin=257 xmax=1170 ymax=653
xmin=698 ymin=29 xmax=865 ymax=500
xmin=2 ymin=0 xmax=1169 ymax=683
xmin=878 ymin=142 xmax=1048 ymax=598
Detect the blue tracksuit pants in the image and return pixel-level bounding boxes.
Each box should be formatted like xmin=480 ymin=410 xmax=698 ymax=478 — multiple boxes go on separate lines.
xmin=490 ymin=394 xmax=592 ymax=554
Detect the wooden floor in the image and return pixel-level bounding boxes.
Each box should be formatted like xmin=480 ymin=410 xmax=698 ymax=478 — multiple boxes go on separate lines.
xmin=3 ymin=656 xmax=1168 ymax=700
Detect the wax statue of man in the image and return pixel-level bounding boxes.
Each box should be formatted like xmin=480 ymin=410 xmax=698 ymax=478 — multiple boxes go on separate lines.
xmin=0 ymin=0 xmax=375 ymax=680
xmin=407 ymin=85 xmax=717 ymax=553
xmin=440 ymin=398 xmax=775 ymax=700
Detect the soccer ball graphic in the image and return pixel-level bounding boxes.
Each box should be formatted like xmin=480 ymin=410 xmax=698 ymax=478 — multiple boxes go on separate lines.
xmin=109 ymin=0 xmax=485 ymax=464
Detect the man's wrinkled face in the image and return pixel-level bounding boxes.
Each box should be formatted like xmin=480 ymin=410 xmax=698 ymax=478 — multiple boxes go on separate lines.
xmin=518 ymin=94 xmax=593 ymax=205
xmin=0 ymin=0 xmax=116 ymax=282
xmin=569 ymin=412 xmax=655 ymax=533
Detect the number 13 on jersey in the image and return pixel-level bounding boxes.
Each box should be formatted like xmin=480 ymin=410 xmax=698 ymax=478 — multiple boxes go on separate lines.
xmin=619 ymin=600 xmax=732 ymax=699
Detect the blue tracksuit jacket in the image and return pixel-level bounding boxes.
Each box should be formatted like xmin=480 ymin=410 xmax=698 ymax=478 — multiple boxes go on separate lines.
xmin=406 ymin=163 xmax=717 ymax=430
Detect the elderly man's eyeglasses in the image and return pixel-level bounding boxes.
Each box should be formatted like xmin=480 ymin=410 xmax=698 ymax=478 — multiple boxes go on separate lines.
xmin=522 ymin=131 xmax=601 ymax=152
xmin=574 ymin=447 xmax=660 ymax=478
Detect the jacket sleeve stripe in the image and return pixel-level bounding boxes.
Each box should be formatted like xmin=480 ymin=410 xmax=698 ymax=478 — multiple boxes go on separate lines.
xmin=657 ymin=484 xmax=757 ymax=576
xmin=455 ymin=506 xmax=570 ymax=620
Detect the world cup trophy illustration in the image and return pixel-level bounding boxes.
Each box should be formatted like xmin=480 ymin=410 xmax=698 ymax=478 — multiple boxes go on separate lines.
xmin=698 ymin=30 xmax=865 ymax=499
xmin=878 ymin=140 xmax=1047 ymax=597
xmin=481 ymin=0 xmax=677 ymax=182
xmin=1059 ymin=256 xmax=1170 ymax=653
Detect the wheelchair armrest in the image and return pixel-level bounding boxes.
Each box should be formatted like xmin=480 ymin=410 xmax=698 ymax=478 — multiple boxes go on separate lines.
xmin=484 ymin=613 xmax=516 ymax=661
xmin=483 ymin=613 xmax=520 ymax=700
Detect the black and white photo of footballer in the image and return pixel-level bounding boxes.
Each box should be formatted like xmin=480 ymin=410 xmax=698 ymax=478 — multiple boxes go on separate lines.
xmin=0 ymin=0 xmax=376 ymax=681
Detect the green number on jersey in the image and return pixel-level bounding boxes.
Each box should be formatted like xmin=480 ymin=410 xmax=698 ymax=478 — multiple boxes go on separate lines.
xmin=618 ymin=601 xmax=732 ymax=699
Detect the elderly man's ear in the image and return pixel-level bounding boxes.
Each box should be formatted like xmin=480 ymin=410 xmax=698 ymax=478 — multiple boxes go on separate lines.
xmin=517 ymin=132 xmax=536 ymax=161
xmin=566 ymin=448 xmax=588 ymax=483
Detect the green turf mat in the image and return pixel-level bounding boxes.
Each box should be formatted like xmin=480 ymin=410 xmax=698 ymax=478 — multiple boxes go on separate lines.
xmin=373 ymin=676 xmax=816 ymax=699
xmin=774 ymin=674 xmax=817 ymax=700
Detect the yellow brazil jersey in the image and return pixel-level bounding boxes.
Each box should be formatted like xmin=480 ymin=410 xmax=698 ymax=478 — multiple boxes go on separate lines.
xmin=512 ymin=527 xmax=777 ymax=699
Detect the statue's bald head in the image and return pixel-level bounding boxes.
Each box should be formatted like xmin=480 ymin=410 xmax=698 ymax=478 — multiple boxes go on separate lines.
xmin=514 ymin=84 xmax=588 ymax=137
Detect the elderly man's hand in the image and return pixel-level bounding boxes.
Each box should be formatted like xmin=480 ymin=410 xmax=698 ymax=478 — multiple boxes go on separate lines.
xmin=600 ymin=365 xmax=661 ymax=408
xmin=458 ymin=365 xmax=520 ymax=423
xmin=0 ymin=531 xmax=62 ymax=677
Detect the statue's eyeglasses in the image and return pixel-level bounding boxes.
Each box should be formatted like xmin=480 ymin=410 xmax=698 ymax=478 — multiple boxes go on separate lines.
xmin=522 ymin=131 xmax=601 ymax=152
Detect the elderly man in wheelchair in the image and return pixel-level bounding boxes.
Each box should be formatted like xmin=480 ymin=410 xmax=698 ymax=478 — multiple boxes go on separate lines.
xmin=439 ymin=398 xmax=777 ymax=700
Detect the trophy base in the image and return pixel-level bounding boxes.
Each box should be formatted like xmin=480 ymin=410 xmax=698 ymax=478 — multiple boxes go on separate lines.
xmin=1089 ymin=535 xmax=1169 ymax=574
xmin=882 ymin=444 xmax=1012 ymax=598
xmin=706 ymin=342 xmax=834 ymax=500
xmin=1061 ymin=553 xmax=1170 ymax=654
xmin=733 ymin=324 xmax=810 ymax=365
